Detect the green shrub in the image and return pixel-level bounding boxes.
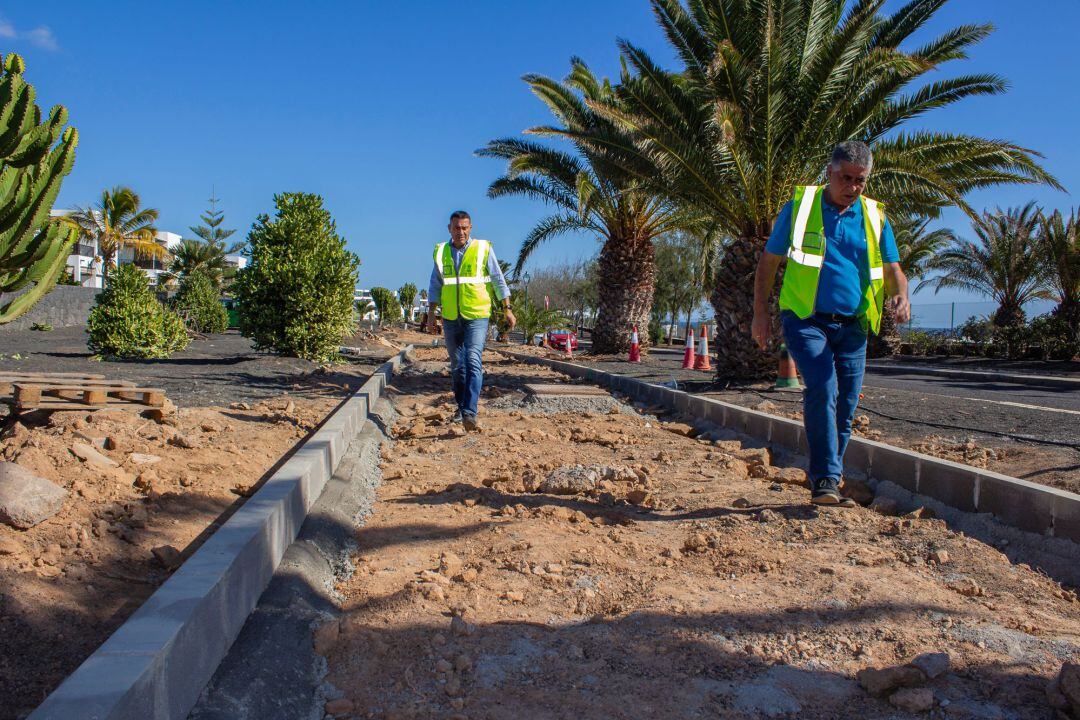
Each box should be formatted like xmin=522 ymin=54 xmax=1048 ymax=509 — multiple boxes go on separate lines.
xmin=956 ymin=316 xmax=993 ymax=344
xmin=370 ymin=286 xmax=402 ymax=326
xmin=173 ymin=270 xmax=228 ymax=334
xmin=87 ymin=264 xmax=189 ymax=358
xmin=234 ymin=193 xmax=359 ymax=362
xmin=1028 ymin=314 xmax=1080 ymax=361
xmin=30 ymin=322 xmax=52 ymax=331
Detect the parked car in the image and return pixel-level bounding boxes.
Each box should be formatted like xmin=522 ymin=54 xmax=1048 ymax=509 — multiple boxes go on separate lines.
xmin=546 ymin=328 xmax=578 ymax=350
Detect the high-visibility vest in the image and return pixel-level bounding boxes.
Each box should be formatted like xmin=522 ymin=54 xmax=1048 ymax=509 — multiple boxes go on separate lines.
xmin=434 ymin=239 xmax=493 ymax=321
xmin=778 ymin=185 xmax=886 ymax=334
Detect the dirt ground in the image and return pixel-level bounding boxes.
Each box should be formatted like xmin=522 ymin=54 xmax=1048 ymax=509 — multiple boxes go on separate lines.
xmin=316 ymin=348 xmax=1080 ymax=720
xmin=0 ymin=327 xmax=426 ymax=718
xmin=510 ymin=344 xmax=1080 ymax=496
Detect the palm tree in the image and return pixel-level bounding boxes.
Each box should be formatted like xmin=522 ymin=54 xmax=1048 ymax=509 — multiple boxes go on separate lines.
xmin=69 ymin=186 xmax=165 ymax=284
xmin=924 ymin=203 xmax=1052 ymax=327
xmin=572 ymin=0 xmax=1059 ymax=378
xmin=478 ymin=59 xmax=690 ymax=353
xmin=160 ymin=238 xmax=231 ymax=288
xmin=1039 ymin=209 xmax=1080 ymax=337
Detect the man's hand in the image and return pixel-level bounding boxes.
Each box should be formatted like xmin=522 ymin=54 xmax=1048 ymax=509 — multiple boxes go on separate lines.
xmin=888 ymin=294 xmax=911 ymax=324
xmin=504 ymin=307 xmax=517 ymax=330
xmin=751 ymin=311 xmax=771 ymax=350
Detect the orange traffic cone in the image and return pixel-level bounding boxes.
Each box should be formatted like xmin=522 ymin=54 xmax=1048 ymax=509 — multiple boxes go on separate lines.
xmin=565 ymin=330 xmax=573 ymax=358
xmin=628 ymin=326 xmax=641 ymax=362
xmin=681 ymin=327 xmax=695 ymax=369
xmin=693 ymin=325 xmax=712 ymax=370
xmin=774 ymin=343 xmax=800 ymax=390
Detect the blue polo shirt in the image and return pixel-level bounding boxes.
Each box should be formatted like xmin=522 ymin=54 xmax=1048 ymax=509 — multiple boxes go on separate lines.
xmin=765 ymin=196 xmax=899 ymax=316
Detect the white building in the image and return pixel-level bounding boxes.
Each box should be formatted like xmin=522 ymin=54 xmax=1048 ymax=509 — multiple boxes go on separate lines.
xmin=354 ymin=288 xmax=377 ymax=321
xmin=51 ymin=209 xmax=246 ymax=288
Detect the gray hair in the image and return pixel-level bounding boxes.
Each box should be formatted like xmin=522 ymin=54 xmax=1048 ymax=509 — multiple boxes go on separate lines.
xmin=830 ymin=141 xmax=873 ymax=170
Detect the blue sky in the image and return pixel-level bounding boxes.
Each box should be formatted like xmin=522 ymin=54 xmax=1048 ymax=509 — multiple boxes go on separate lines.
xmin=6 ymin=1 xmax=1077 ymax=307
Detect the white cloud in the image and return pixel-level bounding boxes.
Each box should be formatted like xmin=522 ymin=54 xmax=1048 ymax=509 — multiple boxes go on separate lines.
xmin=23 ymin=26 xmax=58 ymax=52
xmin=0 ymin=16 xmax=59 ymax=51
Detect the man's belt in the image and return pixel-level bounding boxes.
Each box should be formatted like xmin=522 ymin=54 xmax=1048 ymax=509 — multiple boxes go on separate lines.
xmin=813 ymin=312 xmax=859 ymax=324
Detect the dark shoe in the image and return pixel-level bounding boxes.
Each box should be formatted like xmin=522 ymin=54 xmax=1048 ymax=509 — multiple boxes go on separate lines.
xmin=450 ymin=410 xmax=463 ymax=424
xmin=811 ymin=477 xmax=856 ymax=507
xmin=462 ymin=414 xmax=479 ymax=432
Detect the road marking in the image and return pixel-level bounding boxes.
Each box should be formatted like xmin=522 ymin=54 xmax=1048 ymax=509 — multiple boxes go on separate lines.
xmin=962 ymin=398 xmax=1080 ymax=416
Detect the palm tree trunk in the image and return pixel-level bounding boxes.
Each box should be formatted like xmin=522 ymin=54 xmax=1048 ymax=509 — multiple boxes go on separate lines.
xmin=592 ymin=236 xmax=655 ymax=354
xmin=868 ymin=308 xmax=902 ymax=357
xmin=710 ymin=235 xmax=775 ymax=380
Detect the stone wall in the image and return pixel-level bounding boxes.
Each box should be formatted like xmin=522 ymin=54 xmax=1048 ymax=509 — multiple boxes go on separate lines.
xmin=0 ymin=285 xmax=101 ymax=332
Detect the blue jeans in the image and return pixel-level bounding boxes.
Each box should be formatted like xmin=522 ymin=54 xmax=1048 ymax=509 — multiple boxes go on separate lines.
xmin=781 ymin=311 xmax=867 ymax=483
xmin=443 ymin=317 xmax=489 ymax=418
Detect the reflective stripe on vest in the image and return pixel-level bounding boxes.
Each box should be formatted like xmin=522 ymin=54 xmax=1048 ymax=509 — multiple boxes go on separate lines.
xmin=435 ymin=239 xmax=493 ymax=321
xmin=777 ymin=186 xmax=886 ymax=334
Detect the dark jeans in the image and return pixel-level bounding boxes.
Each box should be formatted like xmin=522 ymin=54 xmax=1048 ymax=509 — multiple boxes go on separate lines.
xmin=443 ymin=317 xmax=489 ymax=418
xmin=780 ymin=311 xmax=867 ymax=482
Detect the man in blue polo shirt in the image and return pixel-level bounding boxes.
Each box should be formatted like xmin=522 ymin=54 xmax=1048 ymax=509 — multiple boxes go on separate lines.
xmin=752 ymin=141 xmax=910 ymax=507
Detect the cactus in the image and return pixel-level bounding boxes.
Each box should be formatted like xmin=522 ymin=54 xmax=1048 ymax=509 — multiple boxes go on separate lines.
xmin=0 ymin=52 xmax=79 ymax=324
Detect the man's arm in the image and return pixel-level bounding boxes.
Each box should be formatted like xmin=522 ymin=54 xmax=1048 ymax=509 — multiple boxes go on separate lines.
xmin=883 ymin=262 xmax=910 ymax=324
xmin=486 ymin=245 xmax=516 ymax=329
xmin=751 ymin=251 xmax=784 ymax=350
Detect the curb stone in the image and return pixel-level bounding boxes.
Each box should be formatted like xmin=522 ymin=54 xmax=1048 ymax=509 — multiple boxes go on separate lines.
xmin=29 ymin=346 xmax=413 ymax=720
xmin=501 ymin=350 xmax=1080 ymax=544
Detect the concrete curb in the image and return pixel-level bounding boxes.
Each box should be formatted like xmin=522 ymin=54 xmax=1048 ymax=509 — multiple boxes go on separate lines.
xmin=865 ymin=362 xmax=1080 ymax=389
xmin=30 ymin=347 xmax=413 ymax=720
xmin=502 ymin=351 xmax=1080 ymax=544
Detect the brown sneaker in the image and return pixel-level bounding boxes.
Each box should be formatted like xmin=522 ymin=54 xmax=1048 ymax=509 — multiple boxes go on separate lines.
xmin=462 ymin=414 xmax=479 ymax=432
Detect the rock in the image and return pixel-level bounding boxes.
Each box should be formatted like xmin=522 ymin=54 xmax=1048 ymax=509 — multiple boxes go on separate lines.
xmin=868 ymin=496 xmax=898 ymax=516
xmin=909 ymin=652 xmax=950 ymax=680
xmin=151 ymin=544 xmax=182 ymax=569
xmin=71 ymin=442 xmax=119 ymax=468
xmin=889 ymin=687 xmax=934 ymax=713
xmin=456 ymin=568 xmax=478 ymax=584
xmin=904 ymin=506 xmax=935 ymax=520
xmin=145 ymin=400 xmax=179 ymax=425
xmin=324 ymin=698 xmax=353 ymax=715
xmin=748 ymin=464 xmax=769 ymax=479
xmin=73 ymin=430 xmax=107 ymax=448
xmin=0 ymin=535 xmax=22 ymax=555
xmin=104 ymin=436 xmax=124 ymax=452
xmin=229 ymin=402 xmax=251 ymax=410
xmin=450 ymin=615 xmax=475 ymax=637
xmin=771 ymin=467 xmax=809 ymax=488
xmin=732 ymin=497 xmax=753 ymax=509
xmin=540 ymin=465 xmax=599 ymax=495
xmin=435 ymin=658 xmax=453 ymax=673
xmin=735 ymin=447 xmax=771 ymax=467
xmin=1059 ymin=663 xmax=1080 ymax=715
xmin=440 ymin=552 xmax=464 ymax=578
xmin=0 ymin=462 xmax=68 ymax=529
xmin=948 ymin=578 xmax=984 ymax=598
xmin=683 ymin=533 xmax=710 ymax=552
xmin=840 ymin=477 xmax=874 ymax=506
xmin=929 ymin=549 xmax=950 ymax=565
xmin=454 ymin=653 xmax=473 ymax=672
xmin=504 ymin=590 xmax=525 ymax=603
xmin=625 ymin=489 xmax=651 ymax=505
xmin=169 ymin=433 xmax=197 ymax=449
xmin=129 ymin=453 xmax=161 ymax=466
xmin=857 ymin=665 xmax=926 ymax=696
xmin=313 ymin=620 xmax=340 ymax=655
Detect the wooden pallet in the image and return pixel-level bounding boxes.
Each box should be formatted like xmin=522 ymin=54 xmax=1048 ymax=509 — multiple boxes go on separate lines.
xmin=12 ymin=383 xmax=165 ymax=411
xmin=0 ymin=372 xmax=166 ymax=412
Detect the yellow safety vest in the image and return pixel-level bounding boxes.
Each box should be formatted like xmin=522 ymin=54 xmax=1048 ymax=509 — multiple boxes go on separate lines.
xmin=435 ymin=239 xmax=493 ymax=321
xmin=777 ymin=185 xmax=886 ymax=334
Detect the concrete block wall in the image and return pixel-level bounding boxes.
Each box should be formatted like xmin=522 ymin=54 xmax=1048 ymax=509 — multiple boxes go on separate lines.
xmin=30 ymin=347 xmax=413 ymax=720
xmin=0 ymin=285 xmax=100 ymax=331
xmin=504 ymin=351 xmax=1080 ymax=544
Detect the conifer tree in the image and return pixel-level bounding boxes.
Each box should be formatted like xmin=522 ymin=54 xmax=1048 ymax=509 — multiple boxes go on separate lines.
xmin=190 ymin=189 xmax=238 ymax=252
